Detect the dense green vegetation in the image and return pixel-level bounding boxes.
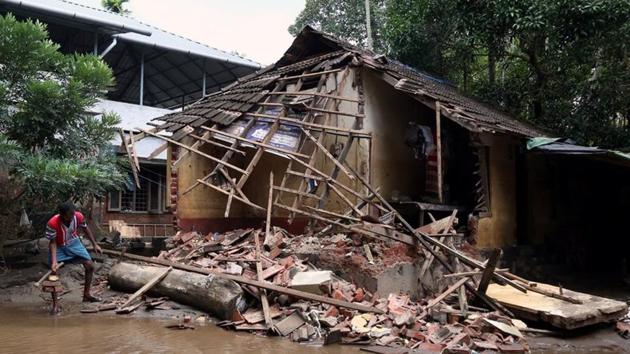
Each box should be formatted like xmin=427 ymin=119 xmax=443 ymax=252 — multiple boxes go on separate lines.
xmin=0 ymin=14 xmax=125 ymax=239
xmin=291 ymin=0 xmax=630 ymax=148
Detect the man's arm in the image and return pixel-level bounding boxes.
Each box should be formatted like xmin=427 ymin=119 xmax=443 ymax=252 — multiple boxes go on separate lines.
xmin=82 ymin=225 xmax=102 ymax=254
xmin=49 ymin=240 xmax=58 ymax=272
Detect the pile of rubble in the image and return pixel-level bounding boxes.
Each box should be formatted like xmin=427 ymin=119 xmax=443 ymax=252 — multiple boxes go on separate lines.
xmin=140 ymin=225 xmax=528 ymax=352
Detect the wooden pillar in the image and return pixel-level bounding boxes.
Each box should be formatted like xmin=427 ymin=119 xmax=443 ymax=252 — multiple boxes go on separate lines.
xmin=436 ymin=101 xmax=443 ymax=203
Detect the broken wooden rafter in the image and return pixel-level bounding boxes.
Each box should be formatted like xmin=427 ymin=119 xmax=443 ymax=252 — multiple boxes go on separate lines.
xmin=100 ymin=248 xmax=383 ymax=314
xmin=300 ymin=127 xmax=354 ymax=180
xmin=198 ymin=125 xmax=310 ymax=160
xmin=197 ymin=179 xmax=265 ymax=212
xmin=266 ymin=91 xmax=360 ymax=103
xmin=139 ymin=128 xmax=248 ymax=175
xmin=246 ymin=112 xmax=370 ymax=137
xmin=189 ymin=133 xmax=246 ymax=156
xmin=273 ymin=186 xmax=322 ymax=201
xmin=147 ymin=143 xmax=167 ymax=160
xmin=342 ymin=162 xmax=515 ymax=316
xmin=278 ymin=68 xmax=343 ymax=81
xmin=119 ymin=129 xmax=140 ymax=188
xmin=303 ymin=206 xmax=361 ymax=223
xmin=258 ymin=172 xmax=275 ymax=330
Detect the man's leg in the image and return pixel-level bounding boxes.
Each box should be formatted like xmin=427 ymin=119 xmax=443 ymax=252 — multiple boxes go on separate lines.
xmin=82 ymin=260 xmax=100 ymax=302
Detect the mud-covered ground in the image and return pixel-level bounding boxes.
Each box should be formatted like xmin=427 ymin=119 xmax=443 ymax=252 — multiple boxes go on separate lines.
xmin=1 ymin=240 xmax=629 ymax=353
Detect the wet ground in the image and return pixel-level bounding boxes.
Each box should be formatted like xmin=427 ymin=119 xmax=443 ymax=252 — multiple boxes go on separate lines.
xmin=1 ymin=246 xmax=630 ymax=353
xmin=0 ymin=304 xmax=358 ymax=354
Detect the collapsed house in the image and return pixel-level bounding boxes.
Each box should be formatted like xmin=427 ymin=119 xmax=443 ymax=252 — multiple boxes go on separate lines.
xmin=133 ymin=26 xmax=630 ymax=275
xmin=118 ymin=26 xmax=629 ymax=347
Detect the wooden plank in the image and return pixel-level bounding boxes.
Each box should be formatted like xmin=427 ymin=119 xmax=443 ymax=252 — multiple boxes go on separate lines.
xmin=139 ymin=128 xmax=248 ymax=175
xmin=100 ymin=248 xmax=383 ymax=314
xmin=258 ymin=172 xmax=274 ymax=330
xmin=118 ymin=266 xmax=172 ymax=309
xmin=487 ymin=283 xmax=627 ymax=330
xmin=128 ymin=132 xmax=141 ymax=171
xmin=477 ymin=248 xmax=502 ymax=295
xmin=173 ymin=127 xmax=214 ymax=168
xmin=419 ymin=210 xmax=457 ymax=278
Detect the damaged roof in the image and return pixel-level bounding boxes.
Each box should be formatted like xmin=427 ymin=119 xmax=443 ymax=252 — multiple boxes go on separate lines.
xmin=155 ymin=26 xmax=546 ymax=138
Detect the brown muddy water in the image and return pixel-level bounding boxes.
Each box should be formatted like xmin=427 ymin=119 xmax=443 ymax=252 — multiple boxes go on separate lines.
xmin=0 ymin=304 xmax=629 ymax=354
xmin=0 ymin=304 xmax=357 ymax=354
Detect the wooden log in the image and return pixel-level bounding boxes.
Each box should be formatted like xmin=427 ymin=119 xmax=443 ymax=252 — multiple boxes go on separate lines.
xmin=118 ymin=266 xmax=173 ymax=310
xmin=109 ymin=262 xmax=245 ymax=320
xmin=101 ymin=249 xmax=383 ymax=314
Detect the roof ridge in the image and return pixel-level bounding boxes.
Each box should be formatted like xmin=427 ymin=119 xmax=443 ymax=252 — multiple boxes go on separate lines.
xmin=59 ymin=0 xmax=259 ymax=66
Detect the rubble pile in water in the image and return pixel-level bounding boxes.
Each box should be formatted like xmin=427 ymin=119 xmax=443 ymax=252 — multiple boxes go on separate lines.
xmin=149 ymin=227 xmax=528 ymax=353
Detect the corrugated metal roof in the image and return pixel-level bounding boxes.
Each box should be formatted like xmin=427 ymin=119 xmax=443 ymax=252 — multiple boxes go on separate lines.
xmin=90 ymin=99 xmax=172 ymax=131
xmin=0 ymin=0 xmax=261 ymax=69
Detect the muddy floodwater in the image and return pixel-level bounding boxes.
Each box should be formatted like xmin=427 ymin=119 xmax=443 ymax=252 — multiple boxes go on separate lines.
xmin=0 ymin=304 xmax=357 ymax=354
xmin=0 ymin=304 xmax=628 ymax=354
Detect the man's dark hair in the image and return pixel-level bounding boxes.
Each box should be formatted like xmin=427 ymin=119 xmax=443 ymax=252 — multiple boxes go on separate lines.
xmin=58 ymin=201 xmax=75 ymax=215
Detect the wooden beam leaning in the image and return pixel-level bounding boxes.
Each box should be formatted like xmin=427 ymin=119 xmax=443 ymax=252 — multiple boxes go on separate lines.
xmin=189 ymin=133 xmax=246 ymax=155
xmin=119 ymin=129 xmax=140 ymax=188
xmin=259 ymin=172 xmax=275 ymax=330
xmin=197 ymin=179 xmax=265 ymax=211
xmin=100 ymin=248 xmax=383 ymax=314
xmin=477 ymin=248 xmax=502 ymax=295
xmin=147 ymin=143 xmax=167 ymax=160
xmin=300 ymin=127 xmax=354 ymax=181
xmin=198 ymin=125 xmax=309 ymax=160
xmin=342 ymin=162 xmax=516 ymax=316
xmin=138 ymin=128 xmax=248 ymax=175
xmin=174 ymin=126 xmax=215 ymax=168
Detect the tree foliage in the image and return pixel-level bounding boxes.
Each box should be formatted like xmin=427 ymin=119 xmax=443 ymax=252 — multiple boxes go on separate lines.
xmin=290 ymin=0 xmax=630 ymax=148
xmin=102 ymin=0 xmax=130 ymax=14
xmin=0 ymin=14 xmax=125 ymax=215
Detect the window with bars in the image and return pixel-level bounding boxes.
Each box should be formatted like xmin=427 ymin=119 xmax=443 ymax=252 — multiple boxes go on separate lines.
xmin=108 ymin=165 xmax=167 ymax=213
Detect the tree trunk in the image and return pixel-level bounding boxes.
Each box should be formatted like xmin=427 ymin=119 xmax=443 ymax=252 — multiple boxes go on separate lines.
xmin=108 ymin=262 xmax=246 ymax=320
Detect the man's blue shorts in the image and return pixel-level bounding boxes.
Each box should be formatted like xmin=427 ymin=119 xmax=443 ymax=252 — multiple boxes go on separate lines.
xmin=50 ymin=238 xmax=92 ymax=264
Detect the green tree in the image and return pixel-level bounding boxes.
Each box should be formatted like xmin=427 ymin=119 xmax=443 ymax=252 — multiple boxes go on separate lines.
xmin=102 ymin=0 xmax=130 ymax=14
xmin=289 ymin=0 xmax=387 ymax=53
xmin=0 ymin=14 xmax=125 ymax=228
